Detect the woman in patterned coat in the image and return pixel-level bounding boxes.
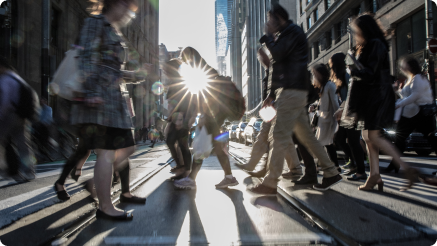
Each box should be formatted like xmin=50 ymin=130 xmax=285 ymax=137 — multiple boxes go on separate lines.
xmin=70 ymin=0 xmax=143 ymax=220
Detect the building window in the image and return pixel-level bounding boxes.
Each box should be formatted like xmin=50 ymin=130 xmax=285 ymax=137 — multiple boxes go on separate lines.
xmin=370 ymin=0 xmax=389 ymax=13
xmin=334 ymin=21 xmax=344 ymax=44
xmin=300 ymin=0 xmax=303 ymax=15
xmin=314 ymin=41 xmax=320 ymax=59
xmin=308 ymin=47 xmax=313 ymax=62
xmin=307 ymin=17 xmax=312 ymax=29
xmin=301 ymin=23 xmax=304 ymax=31
xmin=397 ymin=9 xmax=426 ymax=58
xmin=51 ymin=8 xmax=60 ymax=46
xmin=325 ymin=0 xmax=331 ymax=10
xmin=325 ymin=30 xmax=332 ymax=50
xmin=314 ymin=9 xmax=319 ymax=23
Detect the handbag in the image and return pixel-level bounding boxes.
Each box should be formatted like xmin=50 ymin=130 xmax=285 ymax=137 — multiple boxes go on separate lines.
xmin=419 ymin=104 xmax=437 ymax=117
xmin=192 ymin=126 xmax=213 ymax=160
xmin=49 ymin=49 xmax=83 ymax=100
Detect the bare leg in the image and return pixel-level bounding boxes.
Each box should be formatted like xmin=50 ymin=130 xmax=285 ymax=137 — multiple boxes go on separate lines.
xmin=362 ymin=130 xmax=380 ymax=177
xmin=365 ymin=130 xmax=408 ymax=170
xmin=94 ymin=149 xmax=124 ymax=216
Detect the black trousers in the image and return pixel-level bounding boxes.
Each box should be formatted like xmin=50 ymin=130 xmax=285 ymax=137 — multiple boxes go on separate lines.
xmin=335 ymin=126 xmax=366 ymax=174
xmin=293 ymin=135 xmax=317 ymax=178
xmin=388 ymin=113 xmax=436 ymax=167
xmin=57 ymin=138 xmax=131 ymax=194
xmin=325 ymin=144 xmax=339 ymax=167
xmin=166 ymin=123 xmax=192 ymax=171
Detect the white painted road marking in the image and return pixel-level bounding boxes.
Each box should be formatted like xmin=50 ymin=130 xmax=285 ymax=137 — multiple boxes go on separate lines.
xmin=103 ymin=233 xmax=332 ymax=245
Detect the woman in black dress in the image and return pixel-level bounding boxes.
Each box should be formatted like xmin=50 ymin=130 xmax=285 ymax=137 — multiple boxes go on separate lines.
xmin=344 ymin=14 xmax=418 ymax=191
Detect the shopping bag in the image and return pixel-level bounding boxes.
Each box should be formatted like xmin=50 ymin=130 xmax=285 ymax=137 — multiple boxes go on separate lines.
xmin=192 ymin=126 xmax=213 ymax=160
xmin=49 ymin=49 xmax=83 ymax=100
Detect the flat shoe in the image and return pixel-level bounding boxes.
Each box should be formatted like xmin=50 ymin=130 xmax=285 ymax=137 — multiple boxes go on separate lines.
xmin=96 ymin=209 xmax=133 ymax=221
xmin=120 ymin=195 xmax=146 ymax=204
xmin=54 ymin=182 xmax=70 ymax=201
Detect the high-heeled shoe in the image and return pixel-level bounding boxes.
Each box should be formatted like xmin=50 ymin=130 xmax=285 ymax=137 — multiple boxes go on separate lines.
xmin=400 ymin=167 xmax=419 ymax=191
xmin=358 ymin=175 xmax=384 ymax=191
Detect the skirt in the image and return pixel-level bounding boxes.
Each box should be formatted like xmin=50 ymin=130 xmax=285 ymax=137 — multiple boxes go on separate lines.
xmin=78 ymin=124 xmax=135 ymax=150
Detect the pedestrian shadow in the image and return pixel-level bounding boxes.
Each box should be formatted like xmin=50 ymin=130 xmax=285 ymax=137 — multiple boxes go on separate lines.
xmin=0 ymin=194 xmax=95 ymax=246
xmin=218 ymin=189 xmax=263 ymax=245
xmin=68 ymin=179 xmax=209 ymax=246
xmin=0 ymin=180 xmax=89 ymax=229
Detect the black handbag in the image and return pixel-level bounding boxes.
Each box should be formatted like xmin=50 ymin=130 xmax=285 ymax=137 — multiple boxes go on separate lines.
xmin=419 ymin=104 xmax=437 ymax=117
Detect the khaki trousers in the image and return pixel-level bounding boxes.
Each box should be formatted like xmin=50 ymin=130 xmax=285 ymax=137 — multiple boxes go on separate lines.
xmin=246 ymin=121 xmax=302 ymax=172
xmin=262 ymin=89 xmax=339 ymax=188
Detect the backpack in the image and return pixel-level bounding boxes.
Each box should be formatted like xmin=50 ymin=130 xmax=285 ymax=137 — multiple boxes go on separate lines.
xmin=212 ymin=76 xmax=246 ymax=121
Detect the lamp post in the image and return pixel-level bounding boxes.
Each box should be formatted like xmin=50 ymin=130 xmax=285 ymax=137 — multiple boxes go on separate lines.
xmin=426 ymin=0 xmax=436 ymax=100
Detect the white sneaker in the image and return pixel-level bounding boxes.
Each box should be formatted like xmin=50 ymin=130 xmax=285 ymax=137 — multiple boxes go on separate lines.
xmin=174 ymin=177 xmax=196 ymax=190
xmin=215 ymin=177 xmax=239 ymax=189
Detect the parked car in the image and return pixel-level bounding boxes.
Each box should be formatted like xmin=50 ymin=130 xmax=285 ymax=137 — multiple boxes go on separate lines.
xmin=383 ymin=128 xmax=436 ymax=156
xmin=235 ymin=122 xmax=248 ymax=143
xmin=243 ymin=118 xmax=262 ymax=146
xmin=228 ymin=124 xmax=238 ymax=141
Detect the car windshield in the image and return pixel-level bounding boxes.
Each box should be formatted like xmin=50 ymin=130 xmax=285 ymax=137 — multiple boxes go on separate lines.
xmin=240 ymin=123 xmax=247 ymax=129
xmin=232 ymin=125 xmax=237 ymax=130
xmin=254 ymin=121 xmax=262 ymax=128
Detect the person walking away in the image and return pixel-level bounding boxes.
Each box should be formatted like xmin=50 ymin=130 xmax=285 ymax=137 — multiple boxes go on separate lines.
xmin=236 ymin=46 xmax=302 ymax=178
xmin=309 ymin=64 xmax=341 ymax=173
xmin=329 ymin=53 xmax=367 ymax=181
xmin=70 ymin=0 xmax=142 ymax=220
xmin=0 ymin=56 xmax=40 ymax=182
xmin=383 ymin=56 xmax=435 ymax=174
xmin=342 ymin=14 xmax=418 ymax=191
xmin=248 ymin=4 xmax=342 ymax=195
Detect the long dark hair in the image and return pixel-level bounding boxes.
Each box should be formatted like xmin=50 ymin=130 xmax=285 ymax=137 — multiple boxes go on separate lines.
xmin=400 ymin=56 xmax=423 ymax=76
xmin=312 ymin=64 xmax=330 ymax=94
xmin=353 ymin=14 xmax=389 ymax=54
xmin=329 ymin=52 xmax=346 ymax=92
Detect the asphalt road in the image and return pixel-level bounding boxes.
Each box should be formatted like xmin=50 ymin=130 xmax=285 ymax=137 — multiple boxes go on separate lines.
xmin=65 ymin=156 xmax=331 ymax=246
xmin=1 ymin=139 xmax=437 ymax=245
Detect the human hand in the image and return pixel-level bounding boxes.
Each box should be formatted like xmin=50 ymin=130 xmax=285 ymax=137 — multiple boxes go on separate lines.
xmin=334 ymin=109 xmax=343 ymax=121
xmin=309 ymin=105 xmax=315 ymax=112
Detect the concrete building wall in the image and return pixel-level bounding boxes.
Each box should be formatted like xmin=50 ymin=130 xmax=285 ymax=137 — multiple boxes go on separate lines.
xmin=0 ymin=0 xmax=160 ymax=129
xmin=297 ymin=0 xmax=432 ymax=79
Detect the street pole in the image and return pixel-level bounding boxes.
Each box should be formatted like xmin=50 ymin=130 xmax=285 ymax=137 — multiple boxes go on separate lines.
xmin=426 ymin=0 xmax=435 ymax=100
xmin=41 ymin=0 xmax=50 ymax=101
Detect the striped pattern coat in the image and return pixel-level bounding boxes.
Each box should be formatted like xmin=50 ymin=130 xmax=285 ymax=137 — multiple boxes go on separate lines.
xmin=71 ymin=15 xmax=132 ymax=129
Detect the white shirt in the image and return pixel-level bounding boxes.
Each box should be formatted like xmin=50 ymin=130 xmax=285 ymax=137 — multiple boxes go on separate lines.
xmin=396 ymin=75 xmax=433 ymax=118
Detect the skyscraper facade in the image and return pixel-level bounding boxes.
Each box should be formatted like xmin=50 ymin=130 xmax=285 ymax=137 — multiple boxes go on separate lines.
xmin=215 ymin=0 xmax=233 ymax=75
